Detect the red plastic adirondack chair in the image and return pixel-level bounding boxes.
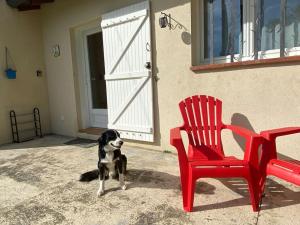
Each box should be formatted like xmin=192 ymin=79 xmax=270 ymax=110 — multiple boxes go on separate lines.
xmin=259 ymin=127 xmax=300 ymax=194
xmin=170 ymin=95 xmax=264 ymax=212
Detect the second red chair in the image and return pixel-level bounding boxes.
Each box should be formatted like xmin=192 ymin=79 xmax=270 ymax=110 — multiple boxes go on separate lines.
xmin=259 ymin=127 xmax=300 ymax=196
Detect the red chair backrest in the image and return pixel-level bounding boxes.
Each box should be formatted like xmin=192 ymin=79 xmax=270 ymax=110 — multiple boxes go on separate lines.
xmin=179 ymin=95 xmax=224 ymax=155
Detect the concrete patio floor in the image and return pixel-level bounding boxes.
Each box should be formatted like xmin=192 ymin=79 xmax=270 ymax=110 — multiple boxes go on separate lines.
xmin=0 ymin=135 xmax=299 ymax=225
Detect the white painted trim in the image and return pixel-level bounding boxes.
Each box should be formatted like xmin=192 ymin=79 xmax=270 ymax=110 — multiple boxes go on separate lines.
xmin=83 ymin=29 xmax=108 ymax=128
xmin=245 ymin=0 xmax=255 ymax=57
xmin=74 ymin=22 xmax=108 ymax=129
xmin=198 ymin=0 xmax=300 ymax=64
xmin=202 ymin=48 xmax=300 ymax=64
xmin=147 ymin=0 xmax=154 ymax=137
xmin=74 ymin=26 xmax=93 ymax=129
xmin=82 ymin=26 xmax=101 ymax=111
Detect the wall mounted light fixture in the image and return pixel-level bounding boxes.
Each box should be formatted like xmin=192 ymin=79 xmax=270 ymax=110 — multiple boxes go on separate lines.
xmin=159 ymin=12 xmax=171 ymax=29
xmin=159 ymin=12 xmax=184 ymax=30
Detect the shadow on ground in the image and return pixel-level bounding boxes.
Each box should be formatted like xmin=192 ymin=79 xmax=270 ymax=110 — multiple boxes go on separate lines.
xmin=125 ymin=169 xmax=299 ymax=212
xmin=196 ymin=177 xmax=300 ymax=212
xmin=0 ymin=135 xmax=74 ymax=151
xmin=124 ymin=167 xmax=299 ymax=212
xmin=125 ymin=169 xmax=216 ymax=195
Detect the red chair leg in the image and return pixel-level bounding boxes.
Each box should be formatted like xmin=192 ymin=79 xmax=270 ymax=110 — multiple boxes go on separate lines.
xmin=176 ymin=159 xmax=190 ymax=212
xmin=258 ymin=175 xmax=267 ymax=198
xmin=180 ymin=178 xmax=189 ymax=211
xmin=184 ymin=174 xmax=196 ymax=212
xmin=247 ymin=175 xmax=261 ymax=212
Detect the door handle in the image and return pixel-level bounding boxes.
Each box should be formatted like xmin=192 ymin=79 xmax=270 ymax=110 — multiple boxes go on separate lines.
xmin=146 ymin=42 xmax=151 ymax=52
xmin=144 ymin=62 xmax=151 ymax=69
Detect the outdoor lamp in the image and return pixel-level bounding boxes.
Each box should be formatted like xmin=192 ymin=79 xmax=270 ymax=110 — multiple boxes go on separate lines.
xmin=159 ymin=12 xmax=170 ymax=29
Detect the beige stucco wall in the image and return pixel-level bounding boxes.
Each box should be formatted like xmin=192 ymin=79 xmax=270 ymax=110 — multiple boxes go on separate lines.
xmin=41 ymin=0 xmax=300 ymax=159
xmin=41 ymin=0 xmax=140 ymax=138
xmin=0 ymin=2 xmax=51 ymax=144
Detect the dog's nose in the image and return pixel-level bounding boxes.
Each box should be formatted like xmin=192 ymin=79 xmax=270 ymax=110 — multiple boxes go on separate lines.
xmin=119 ymin=141 xmax=123 ymax=145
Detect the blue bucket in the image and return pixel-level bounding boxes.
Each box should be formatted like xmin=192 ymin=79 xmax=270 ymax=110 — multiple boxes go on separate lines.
xmin=5 ymin=68 xmax=16 ymax=79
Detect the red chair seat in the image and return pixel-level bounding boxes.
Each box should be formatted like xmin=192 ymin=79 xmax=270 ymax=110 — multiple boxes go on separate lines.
xmin=187 ymin=145 xmax=223 ymax=161
xmin=190 ymin=159 xmax=247 ymax=167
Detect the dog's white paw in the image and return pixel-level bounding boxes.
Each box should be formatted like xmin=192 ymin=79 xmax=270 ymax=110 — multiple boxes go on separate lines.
xmin=97 ymin=190 xmax=104 ymax=197
xmin=121 ymin=184 xmax=127 ymax=190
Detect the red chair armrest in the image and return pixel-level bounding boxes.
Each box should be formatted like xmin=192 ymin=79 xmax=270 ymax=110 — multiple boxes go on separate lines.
xmin=259 ymin=127 xmax=300 ymax=169
xmin=170 ymin=127 xmax=183 ymax=145
xmin=260 ymin=127 xmax=300 ymax=140
xmin=223 ymin=124 xmax=260 ymax=139
xmin=223 ymin=124 xmax=263 ymax=165
xmin=170 ymin=127 xmax=189 ymax=185
xmin=170 ymin=127 xmax=188 ymax=163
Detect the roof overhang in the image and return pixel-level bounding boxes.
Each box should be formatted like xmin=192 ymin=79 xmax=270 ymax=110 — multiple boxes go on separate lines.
xmin=6 ymin=0 xmax=54 ymax=11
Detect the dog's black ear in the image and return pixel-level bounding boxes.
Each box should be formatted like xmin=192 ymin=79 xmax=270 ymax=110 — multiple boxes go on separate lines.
xmin=98 ymin=134 xmax=107 ymax=159
xmin=99 ymin=149 xmax=106 ymax=159
xmin=98 ymin=136 xmax=103 ymax=145
xmin=98 ymin=133 xmax=107 ymax=146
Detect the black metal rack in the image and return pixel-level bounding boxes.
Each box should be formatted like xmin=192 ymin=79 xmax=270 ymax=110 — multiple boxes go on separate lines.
xmin=10 ymin=107 xmax=43 ymax=143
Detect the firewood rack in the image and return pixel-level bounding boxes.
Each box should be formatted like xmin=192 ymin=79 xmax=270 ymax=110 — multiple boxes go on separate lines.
xmin=10 ymin=107 xmax=43 ymax=143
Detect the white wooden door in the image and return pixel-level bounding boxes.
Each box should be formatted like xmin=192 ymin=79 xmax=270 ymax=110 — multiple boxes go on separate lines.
xmin=101 ymin=1 xmax=154 ymax=142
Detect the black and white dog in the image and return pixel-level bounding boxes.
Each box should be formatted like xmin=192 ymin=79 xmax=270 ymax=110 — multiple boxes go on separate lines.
xmin=79 ymin=129 xmax=127 ymax=196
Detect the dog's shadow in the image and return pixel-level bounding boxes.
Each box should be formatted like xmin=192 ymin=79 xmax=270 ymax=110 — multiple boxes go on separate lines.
xmin=125 ymin=169 xmax=216 ymax=195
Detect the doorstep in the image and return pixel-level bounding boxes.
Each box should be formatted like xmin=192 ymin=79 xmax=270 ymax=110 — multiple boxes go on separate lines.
xmin=77 ymin=127 xmax=106 ymax=140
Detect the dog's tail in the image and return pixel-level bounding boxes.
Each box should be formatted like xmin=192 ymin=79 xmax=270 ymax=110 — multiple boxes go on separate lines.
xmin=79 ymin=169 xmax=99 ymax=182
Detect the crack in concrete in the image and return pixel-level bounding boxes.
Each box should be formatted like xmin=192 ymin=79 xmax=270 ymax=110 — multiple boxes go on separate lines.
xmin=254 ymin=194 xmax=265 ymax=225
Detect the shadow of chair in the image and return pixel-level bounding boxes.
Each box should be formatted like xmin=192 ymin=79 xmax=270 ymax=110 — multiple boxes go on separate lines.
xmin=228 ymin=113 xmax=300 ymax=210
xmin=125 ymin=167 xmax=299 ymax=212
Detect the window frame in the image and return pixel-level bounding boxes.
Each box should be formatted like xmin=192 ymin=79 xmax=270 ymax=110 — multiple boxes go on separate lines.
xmin=198 ymin=0 xmax=300 ymax=65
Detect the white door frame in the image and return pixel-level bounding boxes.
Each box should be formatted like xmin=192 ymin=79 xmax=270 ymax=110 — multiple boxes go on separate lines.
xmin=74 ymin=21 xmax=108 ymax=129
xmin=82 ymin=27 xmax=108 ymax=128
